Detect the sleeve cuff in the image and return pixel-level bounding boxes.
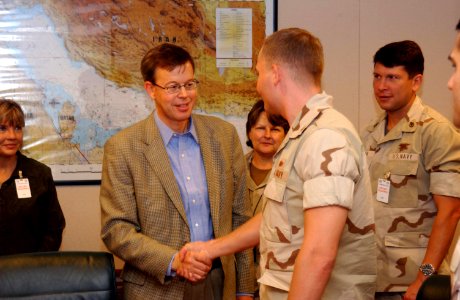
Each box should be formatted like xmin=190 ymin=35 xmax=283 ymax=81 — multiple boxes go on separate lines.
xmin=166 ymin=253 xmax=177 ymax=277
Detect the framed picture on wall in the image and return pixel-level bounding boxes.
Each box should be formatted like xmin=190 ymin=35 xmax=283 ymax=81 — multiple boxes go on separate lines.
xmin=0 ymin=0 xmax=277 ymax=183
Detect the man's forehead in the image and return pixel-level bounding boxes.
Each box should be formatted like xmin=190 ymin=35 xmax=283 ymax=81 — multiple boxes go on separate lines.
xmin=453 ymin=35 xmax=460 ymax=57
xmin=155 ymin=63 xmax=194 ymax=78
xmin=449 ymin=45 xmax=460 ymax=63
xmin=374 ymin=63 xmax=407 ymax=74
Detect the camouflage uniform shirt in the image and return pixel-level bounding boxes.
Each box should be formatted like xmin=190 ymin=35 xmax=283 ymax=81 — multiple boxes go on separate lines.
xmin=259 ymin=92 xmax=377 ymax=299
xmin=361 ymin=96 xmax=460 ymax=292
xmin=246 ymin=150 xmax=269 ymax=293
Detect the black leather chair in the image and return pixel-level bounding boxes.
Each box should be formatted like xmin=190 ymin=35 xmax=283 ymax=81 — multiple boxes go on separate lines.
xmin=416 ymin=274 xmax=451 ymax=300
xmin=0 ymin=251 xmax=117 ymax=299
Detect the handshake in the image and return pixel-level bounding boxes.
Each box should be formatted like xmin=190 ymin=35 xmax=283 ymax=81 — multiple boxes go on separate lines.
xmin=172 ymin=216 xmax=258 ymax=282
xmin=173 ymin=240 xmax=216 ymax=282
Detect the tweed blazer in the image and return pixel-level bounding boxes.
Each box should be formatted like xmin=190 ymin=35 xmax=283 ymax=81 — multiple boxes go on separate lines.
xmin=100 ymin=112 xmax=254 ymax=299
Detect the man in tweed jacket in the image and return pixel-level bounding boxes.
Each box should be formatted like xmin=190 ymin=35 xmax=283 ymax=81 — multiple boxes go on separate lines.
xmin=100 ymin=44 xmax=253 ymax=300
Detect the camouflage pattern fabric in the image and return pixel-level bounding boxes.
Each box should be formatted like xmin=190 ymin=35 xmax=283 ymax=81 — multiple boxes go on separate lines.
xmin=259 ymin=92 xmax=377 ymax=300
xmin=361 ymin=97 xmax=460 ymax=292
xmin=245 ymin=151 xmax=269 ymax=294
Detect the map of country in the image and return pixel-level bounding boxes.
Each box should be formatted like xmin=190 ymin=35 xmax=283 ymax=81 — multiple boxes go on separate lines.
xmin=0 ymin=0 xmax=271 ymax=180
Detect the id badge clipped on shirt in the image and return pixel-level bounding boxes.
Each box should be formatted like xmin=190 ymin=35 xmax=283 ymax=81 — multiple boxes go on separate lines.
xmin=376 ymin=172 xmax=391 ymax=203
xmin=15 ymin=177 xmax=32 ymax=199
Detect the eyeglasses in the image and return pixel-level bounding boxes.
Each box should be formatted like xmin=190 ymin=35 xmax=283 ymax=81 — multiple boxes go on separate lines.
xmin=152 ymin=79 xmax=199 ymax=94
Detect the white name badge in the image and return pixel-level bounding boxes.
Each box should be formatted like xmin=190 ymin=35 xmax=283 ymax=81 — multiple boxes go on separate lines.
xmin=376 ymin=178 xmax=390 ymax=203
xmin=15 ymin=178 xmax=32 ymax=199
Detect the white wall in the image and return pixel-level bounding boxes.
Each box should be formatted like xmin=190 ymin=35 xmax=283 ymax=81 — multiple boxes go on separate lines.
xmin=58 ymin=185 xmax=102 ymax=251
xmin=277 ymin=0 xmax=460 ymax=259
xmin=59 ymin=1 xmax=460 ymax=267
xmin=278 ymin=0 xmax=460 ymax=131
xmin=58 ymin=185 xmax=124 ymax=267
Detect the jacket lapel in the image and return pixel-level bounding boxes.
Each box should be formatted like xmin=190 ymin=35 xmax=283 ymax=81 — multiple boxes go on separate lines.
xmin=142 ymin=113 xmax=189 ymax=226
xmin=193 ymin=116 xmax=220 ymax=236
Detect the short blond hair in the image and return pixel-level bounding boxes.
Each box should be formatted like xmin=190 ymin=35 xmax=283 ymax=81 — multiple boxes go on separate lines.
xmin=261 ymin=28 xmax=324 ymax=87
xmin=0 ymin=99 xmax=25 ymax=128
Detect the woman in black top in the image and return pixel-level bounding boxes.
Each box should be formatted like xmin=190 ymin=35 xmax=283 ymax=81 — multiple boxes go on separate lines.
xmin=0 ymin=99 xmax=65 ymax=255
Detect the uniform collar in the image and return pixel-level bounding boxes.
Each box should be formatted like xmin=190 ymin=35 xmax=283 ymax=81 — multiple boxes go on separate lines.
xmin=289 ymin=91 xmax=333 ymax=138
xmin=365 ymin=96 xmax=424 ymax=144
xmin=365 ymin=96 xmax=424 ymax=134
xmin=274 ymin=92 xmax=332 ymax=156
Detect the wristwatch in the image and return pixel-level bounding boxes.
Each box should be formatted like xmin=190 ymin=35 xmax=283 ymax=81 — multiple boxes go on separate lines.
xmin=419 ymin=263 xmax=436 ymax=276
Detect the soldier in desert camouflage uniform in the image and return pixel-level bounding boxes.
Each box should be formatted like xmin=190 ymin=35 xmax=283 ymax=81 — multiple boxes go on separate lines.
xmin=258 ymin=90 xmax=377 ymax=300
xmin=180 ymin=27 xmax=377 ymax=300
xmin=362 ymin=40 xmax=460 ymax=300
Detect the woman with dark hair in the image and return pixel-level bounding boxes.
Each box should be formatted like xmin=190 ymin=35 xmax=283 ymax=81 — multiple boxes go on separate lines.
xmin=245 ymin=99 xmax=289 ymax=298
xmin=0 ymin=99 xmax=65 ymax=256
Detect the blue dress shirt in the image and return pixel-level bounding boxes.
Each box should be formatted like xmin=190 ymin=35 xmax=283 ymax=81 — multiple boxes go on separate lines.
xmin=154 ymin=112 xmax=214 ymax=242
xmin=155 ymin=113 xmax=253 ymax=297
xmin=155 ymin=113 xmax=214 ymax=277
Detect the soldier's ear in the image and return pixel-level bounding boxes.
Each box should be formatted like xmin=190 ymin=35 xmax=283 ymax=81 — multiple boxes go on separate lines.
xmin=272 ymin=63 xmax=281 ymax=86
xmin=411 ymin=74 xmax=423 ymax=92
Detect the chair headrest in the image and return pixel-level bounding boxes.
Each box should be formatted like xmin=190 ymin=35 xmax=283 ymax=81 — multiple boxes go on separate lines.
xmin=0 ymin=251 xmax=116 ymax=299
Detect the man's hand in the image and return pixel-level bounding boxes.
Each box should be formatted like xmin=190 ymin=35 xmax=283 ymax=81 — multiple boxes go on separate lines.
xmin=173 ymin=249 xmax=212 ymax=282
xmin=404 ymin=277 xmax=424 ymax=300
xmin=179 ymin=240 xmax=213 ymax=261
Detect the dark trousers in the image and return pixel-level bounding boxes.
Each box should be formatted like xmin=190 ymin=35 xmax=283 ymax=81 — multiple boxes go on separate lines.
xmin=183 ymin=259 xmax=224 ymax=300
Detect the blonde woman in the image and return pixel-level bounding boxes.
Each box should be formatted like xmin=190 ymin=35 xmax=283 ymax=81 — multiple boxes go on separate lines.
xmin=0 ymin=99 xmax=65 ymax=256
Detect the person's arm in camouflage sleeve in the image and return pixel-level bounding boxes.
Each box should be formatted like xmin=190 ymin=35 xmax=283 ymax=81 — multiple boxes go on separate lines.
xmin=404 ymin=195 xmax=460 ymax=300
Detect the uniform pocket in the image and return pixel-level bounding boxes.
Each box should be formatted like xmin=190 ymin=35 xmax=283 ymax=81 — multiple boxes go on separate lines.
xmin=262 ymin=181 xmax=298 ymax=273
xmin=262 ymin=178 xmax=291 ymax=243
xmin=387 ymin=159 xmax=419 ymax=208
xmin=384 ymin=231 xmax=429 ymax=248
